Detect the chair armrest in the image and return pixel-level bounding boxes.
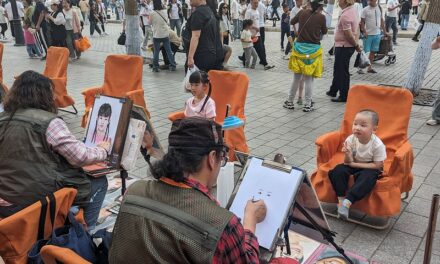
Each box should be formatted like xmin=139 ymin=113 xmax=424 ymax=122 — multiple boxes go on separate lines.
xmin=315 ymin=131 xmax=342 ymax=166
xmin=388 ymin=141 xmax=414 ymax=177
xmin=168 ymin=111 xmax=185 ymax=121
xmin=125 ymin=89 xmax=151 ymax=118
xmin=81 ymin=87 xmax=103 ymax=109
xmin=41 ymin=245 xmax=91 ymax=264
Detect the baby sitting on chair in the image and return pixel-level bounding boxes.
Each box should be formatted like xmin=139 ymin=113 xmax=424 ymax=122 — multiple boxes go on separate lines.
xmin=329 ymin=109 xmax=387 ymax=220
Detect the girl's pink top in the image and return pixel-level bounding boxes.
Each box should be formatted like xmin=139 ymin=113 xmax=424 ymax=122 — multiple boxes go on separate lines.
xmin=184 ymin=96 xmax=216 ymax=119
xmin=23 ymin=28 xmax=36 ymax=45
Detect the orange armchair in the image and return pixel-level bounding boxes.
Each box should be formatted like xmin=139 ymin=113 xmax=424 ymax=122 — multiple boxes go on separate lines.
xmin=311 ymin=85 xmax=414 ymax=217
xmin=41 ymin=245 xmax=91 ymax=264
xmin=43 ymin=47 xmax=78 ymax=114
xmin=168 ymin=70 xmax=249 ymax=160
xmin=81 ymin=55 xmax=149 ymax=128
xmin=0 ymin=188 xmax=78 ymax=264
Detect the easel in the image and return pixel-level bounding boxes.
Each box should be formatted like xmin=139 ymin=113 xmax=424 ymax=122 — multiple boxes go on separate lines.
xmin=267 ymin=154 xmax=354 ymax=264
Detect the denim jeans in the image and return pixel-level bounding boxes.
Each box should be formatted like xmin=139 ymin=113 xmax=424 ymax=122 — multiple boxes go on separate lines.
xmin=232 ymin=19 xmax=241 ymax=39
xmin=400 ymin=14 xmax=409 ymax=29
xmin=142 ymin=25 xmax=153 ymax=48
xmin=26 ymin=44 xmax=41 ymax=57
xmin=90 ymin=20 xmax=102 ymax=35
xmin=153 ymin=37 xmax=176 ymax=69
xmin=170 ymin=19 xmax=182 ymax=37
xmin=385 ymin=16 xmax=398 ymax=43
xmin=83 ymin=176 xmax=108 ymax=231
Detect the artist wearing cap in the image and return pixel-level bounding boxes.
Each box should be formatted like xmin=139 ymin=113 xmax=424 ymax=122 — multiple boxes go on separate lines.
xmin=109 ymin=117 xmax=267 ymax=263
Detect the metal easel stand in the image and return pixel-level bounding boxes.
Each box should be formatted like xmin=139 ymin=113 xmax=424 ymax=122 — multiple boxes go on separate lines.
xmin=423 ymin=194 xmax=439 ymax=264
xmin=321 ymin=203 xmax=392 ymax=230
xmin=58 ymin=104 xmax=79 ymax=115
xmin=120 ymin=147 xmax=154 ymax=196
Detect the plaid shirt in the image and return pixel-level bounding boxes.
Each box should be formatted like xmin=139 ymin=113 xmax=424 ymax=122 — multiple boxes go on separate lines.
xmin=179 ymin=178 xmax=261 ymax=264
xmin=0 ymin=118 xmax=107 ymax=206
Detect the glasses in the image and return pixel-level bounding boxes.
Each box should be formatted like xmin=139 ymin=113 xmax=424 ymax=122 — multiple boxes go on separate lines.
xmin=218 ymin=146 xmax=229 ymax=167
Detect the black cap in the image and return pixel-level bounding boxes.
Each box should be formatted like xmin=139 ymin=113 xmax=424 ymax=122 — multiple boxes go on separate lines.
xmin=168 ymin=117 xmax=224 ymax=150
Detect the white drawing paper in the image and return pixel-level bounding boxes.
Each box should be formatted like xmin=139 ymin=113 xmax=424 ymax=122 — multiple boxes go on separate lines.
xmin=229 ymin=157 xmax=303 ymax=250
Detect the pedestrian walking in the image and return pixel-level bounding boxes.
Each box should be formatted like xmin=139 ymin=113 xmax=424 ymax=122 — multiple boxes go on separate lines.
xmin=140 ymin=0 xmax=153 ymax=50
xmin=385 ymin=0 xmax=400 ymax=45
xmin=412 ymin=0 xmax=429 ymax=41
xmin=219 ymin=3 xmax=231 ymax=44
xmin=231 ymin=0 xmax=240 ymax=39
xmin=167 ymin=0 xmax=182 ymax=36
xmin=63 ymin=0 xmax=82 ymax=60
xmin=327 ymin=0 xmax=362 ymax=102
xmin=96 ymin=0 xmax=108 ymax=35
xmin=89 ymin=1 xmax=102 ymax=37
xmin=241 ymin=19 xmax=257 ymax=68
xmin=46 ymin=0 xmax=67 ymax=47
xmin=271 ymin=0 xmax=281 ymax=27
xmin=427 ymin=36 xmax=440 ymax=126
xmin=400 ymin=0 xmax=411 ymax=30
xmin=79 ymin=0 xmax=89 ymax=24
xmin=0 ymin=1 xmax=8 ymax=40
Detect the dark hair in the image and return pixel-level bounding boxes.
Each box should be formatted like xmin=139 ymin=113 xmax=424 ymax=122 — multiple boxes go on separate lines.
xmin=64 ymin=0 xmax=73 ymax=7
xmin=153 ymin=0 xmax=163 ymax=10
xmin=358 ymin=109 xmax=379 ymax=126
xmin=282 ymin=3 xmax=288 ymax=8
xmin=150 ymin=147 xmax=222 ymax=182
xmin=3 ymin=70 xmax=57 ymax=114
xmin=189 ymin=70 xmax=212 ymax=114
xmin=91 ymin=103 xmax=112 ymax=143
xmin=218 ymin=3 xmax=230 ymax=20
xmin=206 ymin=0 xmax=218 ymax=15
xmin=311 ymin=1 xmax=322 ymax=12
xmin=242 ymin=19 xmax=253 ymax=29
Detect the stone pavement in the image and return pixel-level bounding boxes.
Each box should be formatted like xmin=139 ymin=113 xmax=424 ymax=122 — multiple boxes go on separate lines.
xmin=1 ymin=23 xmax=439 ymax=264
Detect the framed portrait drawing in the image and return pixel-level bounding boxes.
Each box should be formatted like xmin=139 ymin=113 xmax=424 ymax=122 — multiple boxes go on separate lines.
xmin=84 ymin=95 xmax=133 ymax=168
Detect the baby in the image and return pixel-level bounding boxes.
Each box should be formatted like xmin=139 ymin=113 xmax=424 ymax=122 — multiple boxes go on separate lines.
xmin=328 ymin=109 xmax=387 ymax=220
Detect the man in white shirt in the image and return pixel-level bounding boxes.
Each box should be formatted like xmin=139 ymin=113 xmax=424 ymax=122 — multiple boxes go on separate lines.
xmin=284 ymin=0 xmax=302 ymax=57
xmin=4 ymin=0 xmax=24 ymax=38
xmin=140 ymin=0 xmax=153 ymax=50
xmin=385 ymin=0 xmax=400 ymax=45
xmin=230 ymin=0 xmax=240 ymax=39
xmin=360 ymin=0 xmax=388 ymax=73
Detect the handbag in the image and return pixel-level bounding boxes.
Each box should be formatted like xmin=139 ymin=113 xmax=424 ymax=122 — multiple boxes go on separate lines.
xmin=28 ymin=199 xmax=97 ymax=264
xmin=74 ymin=35 xmax=92 ymax=52
xmin=354 ymin=51 xmax=371 ymax=69
xmin=117 ymin=31 xmax=126 ymax=45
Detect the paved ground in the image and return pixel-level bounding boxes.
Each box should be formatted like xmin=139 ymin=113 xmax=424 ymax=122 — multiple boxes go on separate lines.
xmin=1 ymin=22 xmax=439 ymax=264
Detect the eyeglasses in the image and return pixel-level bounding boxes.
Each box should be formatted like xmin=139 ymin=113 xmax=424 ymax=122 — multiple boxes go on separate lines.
xmin=218 ymin=146 xmax=229 ymax=167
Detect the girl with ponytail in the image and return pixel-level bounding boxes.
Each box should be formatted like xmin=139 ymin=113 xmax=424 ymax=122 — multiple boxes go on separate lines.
xmin=184 ymin=70 xmax=216 ymax=120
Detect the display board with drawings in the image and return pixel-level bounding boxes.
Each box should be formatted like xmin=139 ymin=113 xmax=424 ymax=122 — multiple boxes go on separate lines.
xmin=83 ymin=95 xmax=133 ymax=174
xmin=227 ymin=157 xmax=305 ymax=251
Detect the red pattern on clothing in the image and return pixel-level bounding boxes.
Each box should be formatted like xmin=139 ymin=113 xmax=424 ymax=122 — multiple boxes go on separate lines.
xmin=182 ymin=178 xmax=260 ymax=264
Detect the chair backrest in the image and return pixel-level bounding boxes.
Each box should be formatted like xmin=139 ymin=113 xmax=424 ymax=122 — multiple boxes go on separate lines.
xmin=102 ymin=55 xmax=143 ymax=97
xmin=41 ymin=245 xmax=91 ymax=264
xmin=340 ymin=85 xmax=413 ymax=154
xmin=0 ymin=43 xmax=4 ymax=84
xmin=43 ymin=47 xmax=69 ymax=79
xmin=0 ymin=188 xmax=77 ymax=264
xmin=208 ymin=70 xmax=249 ymax=123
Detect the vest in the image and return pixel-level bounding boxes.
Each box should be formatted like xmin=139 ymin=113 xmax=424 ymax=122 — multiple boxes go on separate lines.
xmin=109 ymin=180 xmax=234 ymax=264
xmin=0 ymin=109 xmax=91 ymax=207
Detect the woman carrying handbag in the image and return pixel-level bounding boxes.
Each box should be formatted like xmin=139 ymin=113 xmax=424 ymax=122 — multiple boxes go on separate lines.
xmin=63 ymin=0 xmax=82 ymax=60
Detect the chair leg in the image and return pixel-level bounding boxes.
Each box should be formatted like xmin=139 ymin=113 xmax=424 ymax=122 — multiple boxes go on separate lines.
xmin=58 ymin=104 xmax=78 ymax=115
xmin=322 ymin=202 xmax=392 ymax=230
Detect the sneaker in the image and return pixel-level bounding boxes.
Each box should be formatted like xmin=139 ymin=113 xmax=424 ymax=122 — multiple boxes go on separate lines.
xmin=283 ymin=101 xmax=294 ymax=109
xmin=282 ymin=54 xmax=290 ymax=60
xmin=393 ymin=42 xmax=398 ymax=46
xmin=103 ymin=32 xmax=109 ymax=36
xmin=250 ymin=65 xmax=255 ymax=69
xmin=357 ymin=69 xmax=365 ymax=74
xmin=141 ymin=46 xmax=147 ymax=51
xmin=281 ymin=47 xmax=284 ymax=51
xmin=303 ymin=104 xmax=314 ymax=112
xmin=337 ymin=204 xmax=350 ymax=220
xmin=152 ymin=68 xmax=159 ymax=72
xmin=264 ymin=65 xmax=275 ymax=70
xmin=169 ymin=66 xmax=176 ymax=72
xmin=297 ymin=97 xmax=303 ymax=105
xmin=426 ymin=119 xmax=439 ymax=126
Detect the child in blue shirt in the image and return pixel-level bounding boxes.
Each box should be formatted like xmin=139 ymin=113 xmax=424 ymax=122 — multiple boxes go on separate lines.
xmin=280 ymin=4 xmax=290 ymax=52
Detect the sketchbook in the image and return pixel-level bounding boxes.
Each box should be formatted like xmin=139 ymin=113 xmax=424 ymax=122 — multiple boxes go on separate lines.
xmin=228 ymin=157 xmax=304 ymax=251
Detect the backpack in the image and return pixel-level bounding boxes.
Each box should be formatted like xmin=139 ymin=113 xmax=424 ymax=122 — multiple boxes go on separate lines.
xmin=181 ymin=22 xmax=191 ymax=52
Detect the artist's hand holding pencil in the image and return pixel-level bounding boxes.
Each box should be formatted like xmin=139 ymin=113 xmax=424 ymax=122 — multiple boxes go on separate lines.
xmin=97 ymin=138 xmax=112 ymax=155
xmin=243 ymin=199 xmax=267 ymax=234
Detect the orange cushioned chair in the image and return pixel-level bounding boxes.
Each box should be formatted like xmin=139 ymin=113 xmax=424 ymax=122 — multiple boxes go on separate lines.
xmin=81 ymin=54 xmax=149 ymax=128
xmin=168 ymin=70 xmax=249 ymax=161
xmin=41 ymin=245 xmax=91 ymax=264
xmin=0 ymin=188 xmax=79 ymax=264
xmin=311 ymin=85 xmax=414 ymax=218
xmin=43 ymin=47 xmax=78 ymax=114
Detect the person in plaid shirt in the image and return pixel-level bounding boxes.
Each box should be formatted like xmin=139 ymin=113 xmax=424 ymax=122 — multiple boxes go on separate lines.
xmin=110 ymin=117 xmax=267 ymax=263
xmin=0 ymin=71 xmax=110 ymax=230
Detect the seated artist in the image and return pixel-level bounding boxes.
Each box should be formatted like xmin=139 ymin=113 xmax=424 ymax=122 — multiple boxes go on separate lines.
xmin=0 ymin=71 xmax=110 ymax=230
xmin=110 ymin=117 xmax=267 ymax=263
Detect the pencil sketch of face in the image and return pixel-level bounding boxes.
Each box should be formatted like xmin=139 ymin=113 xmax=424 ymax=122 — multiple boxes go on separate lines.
xmin=256 ymin=189 xmax=272 ymax=198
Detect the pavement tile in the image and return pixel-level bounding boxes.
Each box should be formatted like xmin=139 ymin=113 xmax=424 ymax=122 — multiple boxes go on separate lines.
xmin=394 ymin=212 xmax=429 ymax=237
xmin=371 ymin=250 xmax=411 ymax=264
xmin=378 ymin=230 xmax=421 ymax=261
xmin=410 ymin=250 xmax=440 ymax=264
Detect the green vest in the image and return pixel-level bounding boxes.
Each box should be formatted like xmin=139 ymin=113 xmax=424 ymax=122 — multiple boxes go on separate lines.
xmin=109 ymin=180 xmax=234 ymax=264
xmin=0 ymin=109 xmax=91 ymax=207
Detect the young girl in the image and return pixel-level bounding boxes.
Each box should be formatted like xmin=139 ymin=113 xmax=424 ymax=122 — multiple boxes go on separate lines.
xmin=23 ymin=25 xmax=42 ymax=58
xmin=240 ymin=19 xmax=257 ymax=69
xmin=184 ymin=70 xmax=216 ymax=120
xmin=92 ymin=103 xmax=112 ymax=144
